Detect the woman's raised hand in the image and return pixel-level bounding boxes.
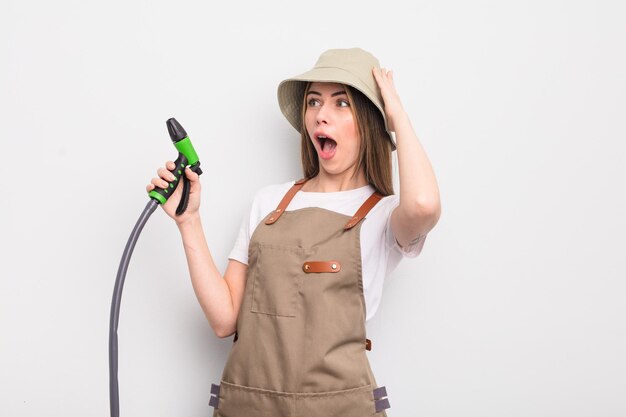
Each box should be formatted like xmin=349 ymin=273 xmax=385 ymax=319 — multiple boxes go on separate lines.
xmin=372 ymin=67 xmax=406 ymax=131
xmin=146 ymin=161 xmax=202 ymax=224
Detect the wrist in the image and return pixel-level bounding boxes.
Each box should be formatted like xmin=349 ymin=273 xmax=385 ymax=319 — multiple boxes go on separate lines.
xmin=176 ymin=212 xmax=202 ymax=229
xmin=387 ymin=109 xmax=409 ymax=129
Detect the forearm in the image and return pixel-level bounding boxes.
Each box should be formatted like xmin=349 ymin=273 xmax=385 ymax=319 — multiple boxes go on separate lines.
xmin=177 ymin=214 xmax=237 ymax=336
xmin=393 ymin=112 xmax=440 ymax=210
xmin=390 ymin=111 xmax=441 ymax=244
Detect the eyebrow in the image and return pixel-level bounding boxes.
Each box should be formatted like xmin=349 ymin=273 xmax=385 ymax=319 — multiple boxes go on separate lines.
xmin=307 ymin=90 xmax=347 ymax=97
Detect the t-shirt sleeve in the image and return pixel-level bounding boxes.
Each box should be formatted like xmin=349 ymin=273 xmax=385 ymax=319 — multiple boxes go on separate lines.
xmin=384 ymin=196 xmax=426 ymax=258
xmin=227 ymin=189 xmax=262 ymax=266
xmin=228 ymin=210 xmax=251 ymax=265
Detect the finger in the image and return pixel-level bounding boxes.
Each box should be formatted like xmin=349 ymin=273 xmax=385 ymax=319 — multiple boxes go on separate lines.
xmin=372 ymin=67 xmax=386 ymax=88
xmin=166 ymin=160 xmax=175 ymax=170
xmin=372 ymin=66 xmax=382 ymax=81
xmin=157 ymin=167 xmax=176 ymax=181
xmin=151 ymin=176 xmax=169 ymax=189
xmin=374 ymin=67 xmax=392 ymax=87
xmin=185 ymin=167 xmax=199 ymax=181
xmin=146 ymin=184 xmax=155 ymax=192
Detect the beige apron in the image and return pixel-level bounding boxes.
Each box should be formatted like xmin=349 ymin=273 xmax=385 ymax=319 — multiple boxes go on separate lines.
xmin=210 ymin=179 xmax=391 ymax=417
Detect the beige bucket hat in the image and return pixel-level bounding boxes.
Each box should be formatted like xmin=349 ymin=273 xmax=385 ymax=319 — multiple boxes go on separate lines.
xmin=277 ymin=48 xmax=396 ymax=149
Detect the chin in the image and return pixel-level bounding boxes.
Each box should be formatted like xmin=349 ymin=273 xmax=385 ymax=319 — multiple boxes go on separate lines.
xmin=319 ymin=164 xmax=349 ymax=177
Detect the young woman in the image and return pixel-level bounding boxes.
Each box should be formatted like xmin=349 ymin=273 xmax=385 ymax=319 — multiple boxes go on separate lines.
xmin=147 ymin=48 xmax=440 ymax=416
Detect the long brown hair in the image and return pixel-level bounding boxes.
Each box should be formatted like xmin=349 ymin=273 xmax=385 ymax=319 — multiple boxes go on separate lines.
xmin=300 ymin=83 xmax=394 ymax=196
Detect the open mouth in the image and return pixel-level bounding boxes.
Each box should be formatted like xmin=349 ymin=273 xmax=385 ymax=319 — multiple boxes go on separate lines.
xmin=317 ymin=135 xmax=337 ymax=154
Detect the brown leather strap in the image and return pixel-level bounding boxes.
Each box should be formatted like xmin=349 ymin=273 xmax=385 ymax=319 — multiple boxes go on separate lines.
xmin=264 ymin=178 xmax=308 ymax=225
xmin=344 ymin=192 xmax=384 ymax=230
xmin=302 ymin=261 xmax=341 ymax=273
xmin=365 ymin=338 xmax=372 ymax=351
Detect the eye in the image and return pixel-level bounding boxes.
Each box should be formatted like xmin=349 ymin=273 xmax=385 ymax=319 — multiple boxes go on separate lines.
xmin=307 ymin=98 xmax=321 ymax=107
xmin=337 ymin=99 xmax=350 ymax=108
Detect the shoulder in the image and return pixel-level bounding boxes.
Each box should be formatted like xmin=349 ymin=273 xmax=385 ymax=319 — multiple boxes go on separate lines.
xmin=370 ymin=193 xmax=400 ymax=218
xmin=356 ymin=193 xmax=397 ymax=242
xmin=248 ymin=179 xmax=298 ymax=221
xmin=252 ymin=180 xmax=295 ymax=206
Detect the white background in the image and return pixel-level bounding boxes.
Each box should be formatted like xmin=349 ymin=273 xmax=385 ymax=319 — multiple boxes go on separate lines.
xmin=1 ymin=0 xmax=625 ymax=416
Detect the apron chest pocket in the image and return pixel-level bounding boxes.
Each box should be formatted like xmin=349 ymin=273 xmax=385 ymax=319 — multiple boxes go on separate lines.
xmin=250 ymin=243 xmax=308 ymax=317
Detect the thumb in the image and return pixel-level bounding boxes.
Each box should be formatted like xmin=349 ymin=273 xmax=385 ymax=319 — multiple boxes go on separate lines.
xmin=185 ymin=167 xmax=200 ymax=182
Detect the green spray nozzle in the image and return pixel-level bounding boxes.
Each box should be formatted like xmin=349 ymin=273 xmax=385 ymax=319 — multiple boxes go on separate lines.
xmin=167 ymin=118 xmax=201 ymax=168
xmin=167 ymin=117 xmax=188 ymax=142
xmin=148 ymin=118 xmax=202 ymax=213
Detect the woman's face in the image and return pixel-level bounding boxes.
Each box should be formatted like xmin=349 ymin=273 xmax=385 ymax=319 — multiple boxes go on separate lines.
xmin=304 ymin=82 xmax=361 ymax=178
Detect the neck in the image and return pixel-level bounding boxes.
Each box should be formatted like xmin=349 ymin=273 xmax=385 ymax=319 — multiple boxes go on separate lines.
xmin=304 ymin=169 xmax=368 ymax=192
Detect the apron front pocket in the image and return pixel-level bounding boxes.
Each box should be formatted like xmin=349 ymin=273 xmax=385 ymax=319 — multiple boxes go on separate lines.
xmin=251 ymin=243 xmax=308 ymax=317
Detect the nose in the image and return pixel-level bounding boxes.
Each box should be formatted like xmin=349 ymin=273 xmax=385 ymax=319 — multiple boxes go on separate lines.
xmin=315 ymin=102 xmax=330 ymax=125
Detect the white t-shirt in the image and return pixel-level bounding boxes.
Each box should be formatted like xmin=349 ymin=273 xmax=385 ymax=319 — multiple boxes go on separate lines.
xmin=228 ymin=180 xmax=425 ymax=321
